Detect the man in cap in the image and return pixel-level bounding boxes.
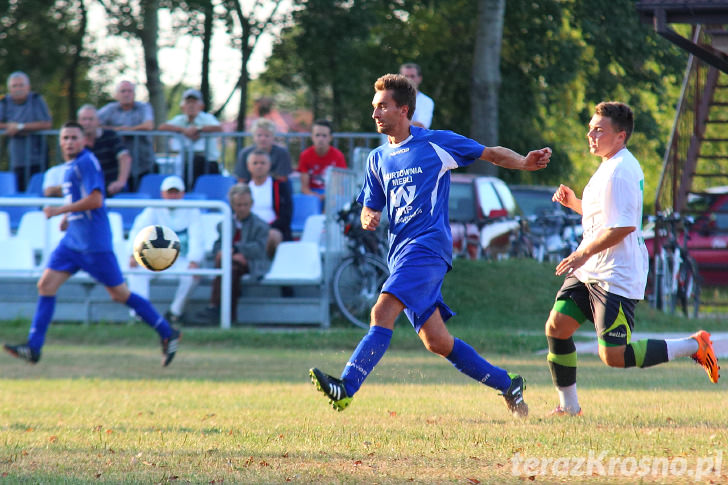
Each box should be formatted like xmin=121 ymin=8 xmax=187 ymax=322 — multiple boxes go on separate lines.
xmin=159 ymin=89 xmax=222 ymax=187
xmin=127 ymin=174 xmax=205 ymax=324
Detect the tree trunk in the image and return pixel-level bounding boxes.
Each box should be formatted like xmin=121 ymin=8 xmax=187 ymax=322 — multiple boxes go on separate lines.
xmin=470 ymin=0 xmax=504 ymax=176
xmin=67 ymin=0 xmax=87 ymax=120
xmin=201 ymin=0 xmax=214 ymax=109
xmin=140 ymin=0 xmax=165 ymax=125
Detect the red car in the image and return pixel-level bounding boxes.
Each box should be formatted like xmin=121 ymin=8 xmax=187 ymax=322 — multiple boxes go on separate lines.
xmin=645 ymin=187 xmax=728 ymax=286
xmin=448 ymin=174 xmax=519 ymax=259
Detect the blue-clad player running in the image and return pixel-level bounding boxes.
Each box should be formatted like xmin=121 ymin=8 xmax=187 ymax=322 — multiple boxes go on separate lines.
xmin=310 ymin=74 xmax=552 ymax=417
xmin=3 ymin=122 xmax=181 ymax=366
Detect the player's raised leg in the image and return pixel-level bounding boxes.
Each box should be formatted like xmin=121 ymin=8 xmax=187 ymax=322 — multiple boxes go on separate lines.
xmin=545 ymin=299 xmax=584 ymax=417
xmin=3 ymin=268 xmax=71 ymax=364
xmin=309 ymin=293 xmax=399 ymax=411
xmin=418 ymin=307 xmax=528 ymax=418
xmin=107 ymin=283 xmax=181 ymax=367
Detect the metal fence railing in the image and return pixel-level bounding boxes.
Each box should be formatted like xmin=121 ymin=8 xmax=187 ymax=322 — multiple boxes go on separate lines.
xmin=0 ymin=129 xmax=381 ymax=190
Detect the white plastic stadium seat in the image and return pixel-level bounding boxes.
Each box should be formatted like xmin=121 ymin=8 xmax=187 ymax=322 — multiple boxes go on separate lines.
xmin=14 ymin=210 xmax=47 ymax=252
xmin=0 ymin=211 xmax=10 ymax=241
xmin=300 ymin=214 xmax=326 ymax=247
xmin=262 ymin=241 xmax=322 ymax=285
xmin=0 ymin=238 xmax=35 ymax=271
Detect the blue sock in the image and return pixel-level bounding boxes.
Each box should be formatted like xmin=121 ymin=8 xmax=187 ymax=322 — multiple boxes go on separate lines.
xmin=340 ymin=326 xmax=393 ymax=397
xmin=126 ymin=292 xmax=172 ymax=339
xmin=446 ymin=338 xmax=511 ymax=392
xmin=27 ymin=296 xmax=55 ymax=351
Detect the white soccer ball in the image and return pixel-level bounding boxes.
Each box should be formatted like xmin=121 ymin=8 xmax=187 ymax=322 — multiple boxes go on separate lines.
xmin=132 ymin=225 xmax=181 ymax=272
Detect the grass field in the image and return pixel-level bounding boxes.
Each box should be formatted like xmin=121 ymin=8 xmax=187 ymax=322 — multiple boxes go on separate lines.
xmin=1 ymin=259 xmax=726 ymax=484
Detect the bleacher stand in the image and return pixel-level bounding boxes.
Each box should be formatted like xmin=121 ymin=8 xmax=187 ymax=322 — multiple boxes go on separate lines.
xmin=291 ymin=193 xmax=322 ymax=235
xmin=135 ymin=173 xmax=168 ymax=199
xmin=192 ymin=174 xmax=236 ymax=202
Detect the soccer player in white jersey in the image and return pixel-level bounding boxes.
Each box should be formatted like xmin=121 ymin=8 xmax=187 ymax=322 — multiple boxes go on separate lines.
xmin=310 ymin=74 xmax=552 ymax=417
xmin=545 ymin=102 xmax=719 ymax=417
xmin=3 ymin=122 xmax=181 ymax=366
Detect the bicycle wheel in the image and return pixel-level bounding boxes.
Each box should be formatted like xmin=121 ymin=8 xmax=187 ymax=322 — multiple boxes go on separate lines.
xmin=333 ymin=254 xmax=389 ymax=329
xmin=678 ymin=257 xmax=701 ymax=319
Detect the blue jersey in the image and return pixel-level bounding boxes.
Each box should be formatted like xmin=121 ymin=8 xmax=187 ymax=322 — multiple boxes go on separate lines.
xmin=357 ymin=126 xmax=485 ymax=266
xmin=60 ymin=148 xmax=113 ymax=253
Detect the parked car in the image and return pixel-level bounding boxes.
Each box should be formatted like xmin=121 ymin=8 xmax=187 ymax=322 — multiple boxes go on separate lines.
xmin=448 ymin=173 xmax=519 ymax=259
xmin=645 ymin=187 xmax=728 ymax=286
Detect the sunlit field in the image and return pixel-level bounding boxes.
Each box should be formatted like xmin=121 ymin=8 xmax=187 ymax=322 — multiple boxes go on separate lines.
xmin=1 ymin=340 xmax=725 ymax=484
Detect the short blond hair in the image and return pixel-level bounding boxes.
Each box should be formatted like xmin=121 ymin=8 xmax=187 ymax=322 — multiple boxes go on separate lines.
xmin=251 ymin=118 xmax=276 ymax=135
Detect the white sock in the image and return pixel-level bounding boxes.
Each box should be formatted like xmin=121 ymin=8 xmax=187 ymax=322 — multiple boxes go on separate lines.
xmin=557 ymin=384 xmax=580 ymax=413
xmin=665 ymin=337 xmax=699 ymax=361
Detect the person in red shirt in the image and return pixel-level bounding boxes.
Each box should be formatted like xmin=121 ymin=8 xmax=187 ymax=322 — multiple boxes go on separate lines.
xmin=297 ymin=119 xmax=347 ymax=201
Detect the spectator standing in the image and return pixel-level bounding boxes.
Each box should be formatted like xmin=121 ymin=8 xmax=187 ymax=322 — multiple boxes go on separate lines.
xmin=0 ymin=71 xmax=52 ymax=191
xmin=195 ymin=183 xmax=270 ymax=324
xmin=246 ymin=149 xmax=292 ymax=257
xmin=77 ymin=104 xmax=131 ymax=197
xmin=127 ymin=175 xmax=204 ymax=325
xmin=234 ymin=118 xmax=292 ymax=183
xmin=399 ymin=63 xmax=434 ymax=129
xmin=97 ymin=80 xmax=155 ymax=191
xmin=297 ymin=119 xmax=347 ymax=202
xmin=158 ymin=89 xmax=222 ymax=188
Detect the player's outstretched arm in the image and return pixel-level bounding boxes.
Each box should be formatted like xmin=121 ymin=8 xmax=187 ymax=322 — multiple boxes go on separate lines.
xmin=480 ymin=146 xmax=551 ymax=171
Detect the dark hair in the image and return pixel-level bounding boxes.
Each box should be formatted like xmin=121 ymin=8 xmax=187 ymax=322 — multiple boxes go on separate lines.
xmin=247 ymin=149 xmax=271 ymax=163
xmin=400 ymin=63 xmax=422 ymax=76
xmin=61 ymin=121 xmax=84 ymax=132
xmin=595 ymin=102 xmax=634 ymax=143
xmin=312 ymin=119 xmax=333 ymax=132
xmin=374 ymin=74 xmax=417 ymax=121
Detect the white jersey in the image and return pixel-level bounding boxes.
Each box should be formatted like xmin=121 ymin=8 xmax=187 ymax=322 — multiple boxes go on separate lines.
xmin=412 ymin=91 xmax=434 ymax=129
xmin=573 ymin=147 xmax=648 ymax=299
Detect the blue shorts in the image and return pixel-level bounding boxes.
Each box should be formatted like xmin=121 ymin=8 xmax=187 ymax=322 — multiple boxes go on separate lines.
xmin=48 ymin=243 xmax=125 ymax=288
xmin=382 ymin=244 xmax=454 ymax=332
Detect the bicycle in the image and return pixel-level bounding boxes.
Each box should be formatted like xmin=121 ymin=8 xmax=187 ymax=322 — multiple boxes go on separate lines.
xmin=651 ymin=211 xmax=701 ymax=318
xmin=332 ymin=201 xmax=389 ymax=329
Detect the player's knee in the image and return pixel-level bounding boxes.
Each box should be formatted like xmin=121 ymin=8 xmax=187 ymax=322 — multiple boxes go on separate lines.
xmin=545 ymin=315 xmax=566 ymax=338
xmin=37 ymin=278 xmax=52 ymax=295
xmin=423 ymin=337 xmax=451 ymax=356
xmin=599 ymin=347 xmax=625 ymax=368
xmin=370 ymin=302 xmax=396 ymax=328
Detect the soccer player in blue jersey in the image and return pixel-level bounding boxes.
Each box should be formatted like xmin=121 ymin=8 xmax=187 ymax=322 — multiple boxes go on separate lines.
xmin=3 ymin=122 xmax=181 ymax=366
xmin=309 ymin=74 xmax=552 ymax=417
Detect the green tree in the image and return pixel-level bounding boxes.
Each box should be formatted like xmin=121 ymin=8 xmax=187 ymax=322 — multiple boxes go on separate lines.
xmin=261 ymin=0 xmax=685 ymax=199
xmin=263 ymin=0 xmax=401 ymax=131
xmin=0 ymin=0 xmax=96 ymax=124
xmin=97 ymin=0 xmax=168 ymax=124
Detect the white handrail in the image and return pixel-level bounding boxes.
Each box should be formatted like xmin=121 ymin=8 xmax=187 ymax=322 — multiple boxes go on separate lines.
xmin=0 ymin=196 xmax=234 ymax=329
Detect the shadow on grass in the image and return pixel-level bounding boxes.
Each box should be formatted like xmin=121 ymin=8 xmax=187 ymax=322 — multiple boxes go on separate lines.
xmin=0 ymin=344 xmax=721 ymax=393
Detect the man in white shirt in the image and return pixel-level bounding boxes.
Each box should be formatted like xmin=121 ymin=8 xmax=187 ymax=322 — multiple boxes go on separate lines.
xmin=158 ymin=89 xmax=222 ymax=188
xmin=399 ymin=63 xmax=434 ymax=129
xmin=246 ymin=149 xmax=292 ymax=257
xmin=544 ymin=101 xmax=719 ymax=417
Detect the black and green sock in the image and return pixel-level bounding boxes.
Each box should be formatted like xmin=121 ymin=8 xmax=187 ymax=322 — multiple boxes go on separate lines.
xmin=623 ymin=339 xmax=669 ymax=368
xmin=547 ymin=336 xmax=577 ymax=387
